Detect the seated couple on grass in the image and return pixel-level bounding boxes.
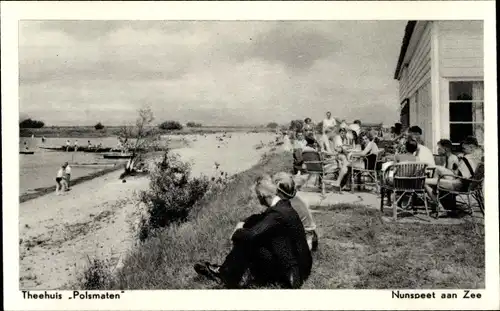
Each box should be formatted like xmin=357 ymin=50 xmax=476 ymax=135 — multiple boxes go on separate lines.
xmin=194 ymin=172 xmax=316 ymax=289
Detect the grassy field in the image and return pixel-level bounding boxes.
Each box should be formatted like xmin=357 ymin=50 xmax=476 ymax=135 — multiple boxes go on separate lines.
xmin=85 ymin=151 xmax=484 ymax=289
xmin=20 ymin=126 xmax=272 ymax=138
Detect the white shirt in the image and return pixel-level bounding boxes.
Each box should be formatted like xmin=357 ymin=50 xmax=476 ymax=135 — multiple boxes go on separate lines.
xmin=414 ymin=144 xmax=435 ymax=167
xmin=333 ymin=135 xmax=343 ymax=150
xmin=293 ymin=139 xmax=307 ymax=150
xmin=65 ymin=166 xmax=71 ymax=174
xmin=271 ymin=196 xmax=281 ymax=207
xmin=320 ymin=134 xmax=332 ymax=153
xmin=57 ymin=168 xmax=64 ymax=178
xmin=322 ymin=118 xmax=337 ymax=131
xmin=290 ymin=194 xmax=316 ymax=232
xmin=349 ymin=123 xmax=361 ymax=135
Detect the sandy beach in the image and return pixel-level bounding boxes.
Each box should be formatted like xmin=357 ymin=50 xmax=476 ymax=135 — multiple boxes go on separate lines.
xmin=19 ymin=132 xmax=276 ymax=290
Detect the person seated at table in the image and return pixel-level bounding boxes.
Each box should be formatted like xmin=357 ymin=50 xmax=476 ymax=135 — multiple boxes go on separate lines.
xmin=304 ymin=133 xmax=319 ymax=151
xmin=319 ymin=127 xmax=334 ymax=155
xmin=436 ymin=139 xmax=460 ymax=171
xmin=293 ymin=131 xmax=307 ymax=150
xmin=381 ymin=138 xmax=418 ymax=172
xmin=336 ymin=131 xmax=379 ymax=190
xmin=194 ymin=174 xmax=312 ymax=289
xmin=407 ymin=126 xmax=435 ymax=167
xmin=293 ymin=131 xmax=308 ymax=174
xmin=425 ymin=136 xmax=483 ymax=205
xmin=333 ymin=128 xmax=349 ymax=152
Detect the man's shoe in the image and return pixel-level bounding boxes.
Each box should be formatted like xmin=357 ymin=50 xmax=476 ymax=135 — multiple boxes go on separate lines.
xmin=194 ymin=262 xmax=222 ymax=283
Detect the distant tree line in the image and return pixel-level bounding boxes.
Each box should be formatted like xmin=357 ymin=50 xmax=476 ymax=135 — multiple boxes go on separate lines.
xmin=186 ymin=122 xmax=203 ymax=128
xmin=159 ymin=120 xmax=183 ymax=130
xmin=19 ymin=118 xmax=45 ymax=128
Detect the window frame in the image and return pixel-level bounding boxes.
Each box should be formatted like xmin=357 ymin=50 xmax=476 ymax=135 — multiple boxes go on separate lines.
xmin=447 ymin=79 xmax=484 ymax=146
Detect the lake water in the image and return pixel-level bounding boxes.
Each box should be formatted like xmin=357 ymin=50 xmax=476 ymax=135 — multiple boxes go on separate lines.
xmin=19 ymin=135 xmax=186 ymax=195
xmin=19 ymin=133 xmax=276 ymax=196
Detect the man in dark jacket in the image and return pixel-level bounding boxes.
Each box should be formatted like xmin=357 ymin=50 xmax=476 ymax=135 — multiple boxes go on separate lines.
xmin=194 ymin=174 xmax=312 ymax=289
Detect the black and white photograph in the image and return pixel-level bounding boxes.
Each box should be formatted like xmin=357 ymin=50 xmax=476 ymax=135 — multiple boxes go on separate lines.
xmin=2 ymin=1 xmax=498 ymax=310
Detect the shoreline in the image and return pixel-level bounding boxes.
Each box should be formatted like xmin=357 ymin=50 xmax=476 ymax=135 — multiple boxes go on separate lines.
xmin=20 ymin=126 xmax=272 ymax=138
xmin=19 ymin=133 xmax=277 ymax=290
xmin=19 ymin=164 xmax=125 ymax=203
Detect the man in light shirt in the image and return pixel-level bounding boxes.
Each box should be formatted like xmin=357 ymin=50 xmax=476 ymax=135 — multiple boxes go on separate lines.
xmin=293 ymin=131 xmax=307 ymax=150
xmin=408 ymin=126 xmax=435 ymax=167
xmin=322 ymin=111 xmax=337 ymax=134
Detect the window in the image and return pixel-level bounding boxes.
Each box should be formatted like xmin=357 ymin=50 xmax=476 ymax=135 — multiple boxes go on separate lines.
xmin=449 ymin=81 xmax=484 ymax=145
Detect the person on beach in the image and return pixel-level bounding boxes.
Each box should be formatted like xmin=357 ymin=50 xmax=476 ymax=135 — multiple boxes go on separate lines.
xmin=64 ymin=162 xmax=72 ymax=190
xmin=56 ymin=163 xmax=68 ymax=195
xmin=194 ymin=174 xmax=312 ymax=289
xmin=41 ymin=136 xmax=46 ymax=143
xmin=74 ymin=140 xmax=79 ymax=152
xmin=66 ymin=140 xmax=71 ymax=152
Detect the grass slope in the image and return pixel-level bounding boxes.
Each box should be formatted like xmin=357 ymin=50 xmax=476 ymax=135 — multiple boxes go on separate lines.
xmin=96 ymin=152 xmax=484 ymax=289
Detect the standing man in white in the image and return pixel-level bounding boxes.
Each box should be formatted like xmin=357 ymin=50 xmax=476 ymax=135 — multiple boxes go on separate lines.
xmin=322 ymin=111 xmax=337 ymax=134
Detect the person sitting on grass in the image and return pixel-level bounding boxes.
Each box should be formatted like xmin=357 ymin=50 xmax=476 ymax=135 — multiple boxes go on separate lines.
xmin=272 ymin=172 xmax=318 ymax=252
xmin=194 ymin=174 xmax=312 ymax=289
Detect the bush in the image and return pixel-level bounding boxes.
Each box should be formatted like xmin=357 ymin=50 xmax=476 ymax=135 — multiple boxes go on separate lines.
xmin=94 ymin=122 xmax=105 ymax=130
xmin=266 ymin=122 xmax=278 ymax=129
xmin=186 ymin=122 xmax=202 ymax=128
xmin=289 ymin=119 xmax=304 ymax=132
xmin=159 ymin=121 xmax=183 ymax=131
xmin=19 ymin=118 xmax=44 ymax=128
xmin=137 ymin=150 xmax=212 ymax=241
xmin=80 ymin=257 xmax=113 ymax=290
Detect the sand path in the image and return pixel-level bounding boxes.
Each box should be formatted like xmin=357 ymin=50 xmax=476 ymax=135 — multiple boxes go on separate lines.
xmin=19 ymin=133 xmax=275 ymax=290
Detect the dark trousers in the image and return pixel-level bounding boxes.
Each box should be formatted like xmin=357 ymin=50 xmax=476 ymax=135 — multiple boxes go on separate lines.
xmin=219 ymin=242 xmax=298 ymax=288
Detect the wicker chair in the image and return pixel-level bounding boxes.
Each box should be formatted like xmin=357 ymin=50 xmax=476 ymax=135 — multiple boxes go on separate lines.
xmin=350 ymin=152 xmax=382 ymax=193
xmin=436 ymin=162 xmax=484 ymax=216
xmin=380 ymin=162 xmax=429 ymax=220
xmin=302 ymin=150 xmax=338 ymax=195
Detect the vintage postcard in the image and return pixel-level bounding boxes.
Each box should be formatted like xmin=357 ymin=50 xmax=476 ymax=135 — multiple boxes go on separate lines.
xmin=2 ymin=1 xmax=498 ymax=310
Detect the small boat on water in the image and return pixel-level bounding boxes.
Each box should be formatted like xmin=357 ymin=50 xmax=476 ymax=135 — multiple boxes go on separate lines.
xmin=20 ymin=151 xmax=35 ymax=155
xmin=102 ymin=153 xmax=133 ymax=159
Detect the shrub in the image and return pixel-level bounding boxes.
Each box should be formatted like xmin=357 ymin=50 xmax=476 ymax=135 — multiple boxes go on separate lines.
xmin=19 ymin=118 xmax=44 ymax=128
xmin=94 ymin=122 xmax=105 ymax=130
xmin=137 ymin=150 xmax=212 ymax=241
xmin=159 ymin=121 xmax=183 ymax=131
xmin=186 ymin=122 xmax=202 ymax=128
xmin=80 ymin=257 xmax=113 ymax=290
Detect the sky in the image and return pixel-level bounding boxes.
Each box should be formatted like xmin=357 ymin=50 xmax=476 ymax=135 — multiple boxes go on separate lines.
xmin=19 ymin=20 xmax=406 ymax=126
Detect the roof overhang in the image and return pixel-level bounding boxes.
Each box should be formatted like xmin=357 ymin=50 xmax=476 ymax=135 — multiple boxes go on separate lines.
xmin=394 ymin=21 xmax=417 ymax=80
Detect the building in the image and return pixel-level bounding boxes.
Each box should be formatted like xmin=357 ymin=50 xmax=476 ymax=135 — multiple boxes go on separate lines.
xmin=394 ymin=21 xmax=484 ymax=152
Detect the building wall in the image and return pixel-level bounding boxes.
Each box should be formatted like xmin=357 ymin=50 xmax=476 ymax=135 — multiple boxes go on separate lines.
xmin=436 ymin=21 xmax=484 ymax=141
xmin=438 ymin=21 xmax=484 ymax=78
xmin=398 ymin=22 xmax=433 ymax=145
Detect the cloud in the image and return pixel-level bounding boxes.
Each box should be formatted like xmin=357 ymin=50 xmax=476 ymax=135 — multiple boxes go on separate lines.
xmin=18 ymin=20 xmax=405 ymax=126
